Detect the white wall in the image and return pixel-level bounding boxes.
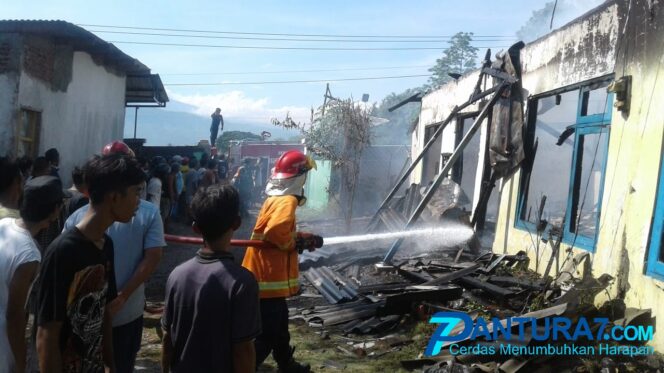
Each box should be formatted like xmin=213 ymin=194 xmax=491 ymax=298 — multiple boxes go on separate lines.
xmin=17 ymin=51 xmax=126 ymax=186
xmin=413 ymin=2 xmax=619 ymax=209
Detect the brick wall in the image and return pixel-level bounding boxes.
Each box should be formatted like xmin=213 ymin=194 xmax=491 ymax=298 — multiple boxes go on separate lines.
xmin=0 ymin=42 xmax=13 ymax=73
xmin=23 ymin=37 xmax=54 ymax=84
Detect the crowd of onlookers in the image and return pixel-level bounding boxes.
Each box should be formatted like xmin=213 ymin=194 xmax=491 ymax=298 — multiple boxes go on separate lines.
xmin=0 ymin=145 xmax=214 ymax=373
xmin=0 ymin=145 xmax=168 ymax=373
xmin=146 ymin=152 xmax=270 ymax=222
xmin=0 ymin=143 xmax=291 ymax=373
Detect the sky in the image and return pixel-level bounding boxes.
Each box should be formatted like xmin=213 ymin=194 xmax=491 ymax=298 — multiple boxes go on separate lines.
xmin=5 ymin=0 xmax=604 ymax=134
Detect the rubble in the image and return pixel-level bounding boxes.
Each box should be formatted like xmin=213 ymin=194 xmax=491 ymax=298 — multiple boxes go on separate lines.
xmin=290 ymin=239 xmax=663 ymax=372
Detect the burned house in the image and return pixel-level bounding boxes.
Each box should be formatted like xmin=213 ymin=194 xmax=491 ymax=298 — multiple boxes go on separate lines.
xmin=411 ymin=0 xmax=664 ymax=351
xmin=0 ymin=20 xmax=167 ymax=184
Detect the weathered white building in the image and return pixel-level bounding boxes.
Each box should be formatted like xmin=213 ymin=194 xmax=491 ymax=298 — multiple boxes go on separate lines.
xmin=0 ymin=20 xmax=167 ymax=184
xmin=411 ymin=0 xmax=664 ymax=351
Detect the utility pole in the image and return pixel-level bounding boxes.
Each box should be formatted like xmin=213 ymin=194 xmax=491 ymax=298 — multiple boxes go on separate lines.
xmin=133 ymin=107 xmax=139 ymax=138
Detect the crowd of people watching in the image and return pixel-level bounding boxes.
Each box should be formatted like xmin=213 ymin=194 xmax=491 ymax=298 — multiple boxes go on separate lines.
xmin=0 ymin=142 xmax=310 ymax=373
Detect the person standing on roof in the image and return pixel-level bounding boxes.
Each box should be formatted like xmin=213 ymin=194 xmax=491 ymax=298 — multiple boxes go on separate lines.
xmin=210 ymin=108 xmax=224 ymax=148
xmin=242 ymin=150 xmax=322 ymax=373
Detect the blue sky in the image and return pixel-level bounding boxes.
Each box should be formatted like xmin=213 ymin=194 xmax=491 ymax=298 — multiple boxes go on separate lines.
xmin=6 ymin=0 xmax=602 ymax=126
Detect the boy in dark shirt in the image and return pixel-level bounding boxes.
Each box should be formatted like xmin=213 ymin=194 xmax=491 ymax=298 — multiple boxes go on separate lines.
xmin=161 ymin=185 xmax=260 ymax=373
xmin=36 ymin=154 xmax=145 ymax=373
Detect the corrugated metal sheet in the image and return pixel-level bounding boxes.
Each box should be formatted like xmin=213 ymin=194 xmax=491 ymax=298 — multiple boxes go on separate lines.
xmin=303 ymin=266 xmax=358 ymax=304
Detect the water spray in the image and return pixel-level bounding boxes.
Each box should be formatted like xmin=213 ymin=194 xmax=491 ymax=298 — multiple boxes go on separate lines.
xmin=165 ymin=224 xmax=473 ymax=262
xmin=321 ymin=226 xmax=474 ymax=246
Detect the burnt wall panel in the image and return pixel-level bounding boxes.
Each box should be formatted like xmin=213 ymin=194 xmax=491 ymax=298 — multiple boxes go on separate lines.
xmin=0 ymin=34 xmax=21 ymax=74
xmin=22 ymin=36 xmax=55 ymax=85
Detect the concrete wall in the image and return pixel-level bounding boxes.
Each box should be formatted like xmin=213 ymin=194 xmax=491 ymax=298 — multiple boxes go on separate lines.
xmin=417 ymin=0 xmax=664 ymax=351
xmin=17 ymin=50 xmax=126 ymax=185
xmin=492 ymin=2 xmax=619 ymax=294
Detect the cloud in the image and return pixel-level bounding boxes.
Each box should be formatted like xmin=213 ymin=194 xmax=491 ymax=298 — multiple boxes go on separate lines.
xmin=169 ymin=90 xmax=311 ymax=124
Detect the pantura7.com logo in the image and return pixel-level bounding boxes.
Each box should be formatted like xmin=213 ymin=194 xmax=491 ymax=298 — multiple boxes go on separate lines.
xmin=425 ymin=311 xmax=654 ymax=358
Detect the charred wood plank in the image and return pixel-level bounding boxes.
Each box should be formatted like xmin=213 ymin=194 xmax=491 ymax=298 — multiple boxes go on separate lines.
xmin=398 ymin=267 xmax=435 ymax=283
xmin=457 ymin=276 xmax=516 ymax=298
xmin=421 ymin=263 xmax=482 ymax=286
xmin=487 ymin=276 xmax=543 ymax=291
xmin=378 ymin=285 xmax=463 ymax=315
xmin=357 ymin=282 xmax=412 ymax=294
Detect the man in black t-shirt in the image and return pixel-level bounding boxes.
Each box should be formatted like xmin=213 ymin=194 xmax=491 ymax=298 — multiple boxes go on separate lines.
xmin=161 ymin=185 xmax=260 ymax=373
xmin=36 ymin=154 xmax=146 ymax=373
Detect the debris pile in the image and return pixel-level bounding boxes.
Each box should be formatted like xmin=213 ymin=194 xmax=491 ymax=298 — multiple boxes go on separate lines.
xmin=291 ymin=246 xmax=662 ymax=372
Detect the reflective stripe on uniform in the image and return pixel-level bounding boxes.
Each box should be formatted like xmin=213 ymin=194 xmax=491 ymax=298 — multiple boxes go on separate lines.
xmin=258 ymin=278 xmax=299 ymax=291
xmin=250 ymin=232 xmax=265 ymax=240
xmin=249 ymin=233 xmax=295 ymax=251
xmin=276 ymin=238 xmax=295 ymax=251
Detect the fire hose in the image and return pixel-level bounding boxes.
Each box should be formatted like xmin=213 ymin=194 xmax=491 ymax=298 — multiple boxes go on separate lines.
xmin=164 ymin=233 xmax=324 ymax=252
xmin=164 ymin=234 xmax=276 ymax=248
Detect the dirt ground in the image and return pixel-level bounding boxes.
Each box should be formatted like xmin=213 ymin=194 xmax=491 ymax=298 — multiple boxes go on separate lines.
xmin=135 ymin=205 xmax=420 ymax=373
xmin=136 ymin=208 xmax=427 ymax=372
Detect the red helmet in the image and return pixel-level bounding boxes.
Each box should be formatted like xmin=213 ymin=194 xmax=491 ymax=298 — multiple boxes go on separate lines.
xmin=272 ymin=150 xmax=316 ymax=179
xmin=182 ymin=156 xmax=189 ymax=165
xmin=102 ymin=141 xmax=134 ymax=157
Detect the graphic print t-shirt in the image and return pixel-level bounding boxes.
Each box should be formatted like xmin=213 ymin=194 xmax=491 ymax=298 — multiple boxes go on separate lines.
xmin=37 ymin=228 xmax=117 ymax=373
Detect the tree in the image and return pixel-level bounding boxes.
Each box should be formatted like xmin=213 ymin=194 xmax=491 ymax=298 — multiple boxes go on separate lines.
xmin=428 ymin=32 xmax=479 ymax=88
xmin=216 ymin=131 xmax=262 ymax=153
xmin=272 ymin=99 xmax=373 ymax=232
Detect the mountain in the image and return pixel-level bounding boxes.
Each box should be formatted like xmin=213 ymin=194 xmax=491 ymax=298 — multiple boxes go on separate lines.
xmin=123 ymin=103 xmax=299 ymax=146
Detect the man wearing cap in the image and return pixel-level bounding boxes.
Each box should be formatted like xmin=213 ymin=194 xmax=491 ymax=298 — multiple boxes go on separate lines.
xmin=0 ymin=176 xmax=70 ymax=373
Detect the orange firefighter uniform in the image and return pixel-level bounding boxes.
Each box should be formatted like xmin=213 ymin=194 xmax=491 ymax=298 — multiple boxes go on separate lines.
xmin=242 ymin=195 xmax=299 ymax=298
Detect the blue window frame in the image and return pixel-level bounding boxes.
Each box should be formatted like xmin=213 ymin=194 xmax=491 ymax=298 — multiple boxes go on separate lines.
xmin=645 ymin=149 xmax=664 ymax=280
xmin=516 ymin=77 xmax=614 ymax=251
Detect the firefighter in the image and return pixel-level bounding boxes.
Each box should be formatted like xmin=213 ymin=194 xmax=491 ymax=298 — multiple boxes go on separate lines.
xmin=242 ymin=150 xmax=322 ymax=373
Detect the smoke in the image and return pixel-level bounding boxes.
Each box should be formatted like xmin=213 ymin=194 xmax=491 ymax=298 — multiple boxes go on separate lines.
xmin=516 ymin=0 xmax=606 ymax=43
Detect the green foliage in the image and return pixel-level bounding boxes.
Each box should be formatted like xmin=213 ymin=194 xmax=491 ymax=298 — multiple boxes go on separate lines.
xmin=428 ymin=32 xmax=479 ymax=88
xmin=215 ymin=130 xmax=262 ymax=152
xmin=272 ymin=99 xmax=372 ymax=232
xmin=306 ymin=99 xmax=372 ymax=163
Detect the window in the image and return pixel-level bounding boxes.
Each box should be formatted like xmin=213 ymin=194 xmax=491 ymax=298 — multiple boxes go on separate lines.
xmin=422 ymin=124 xmax=442 ymax=184
xmin=516 ymin=78 xmax=613 ymax=251
xmin=17 ymin=109 xmax=41 ymax=158
xmin=452 ymin=115 xmax=480 ymax=211
xmin=646 ymin=151 xmax=664 ymax=280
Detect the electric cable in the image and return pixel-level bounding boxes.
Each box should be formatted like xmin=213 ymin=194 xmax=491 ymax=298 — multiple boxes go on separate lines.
xmin=80 ymin=23 xmax=515 ymax=39
xmin=164 ymin=74 xmax=430 ymax=86
xmin=90 ymin=29 xmax=515 ymax=43
xmin=161 ymin=65 xmax=431 ymax=76
xmin=109 ymin=40 xmax=509 ymax=51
